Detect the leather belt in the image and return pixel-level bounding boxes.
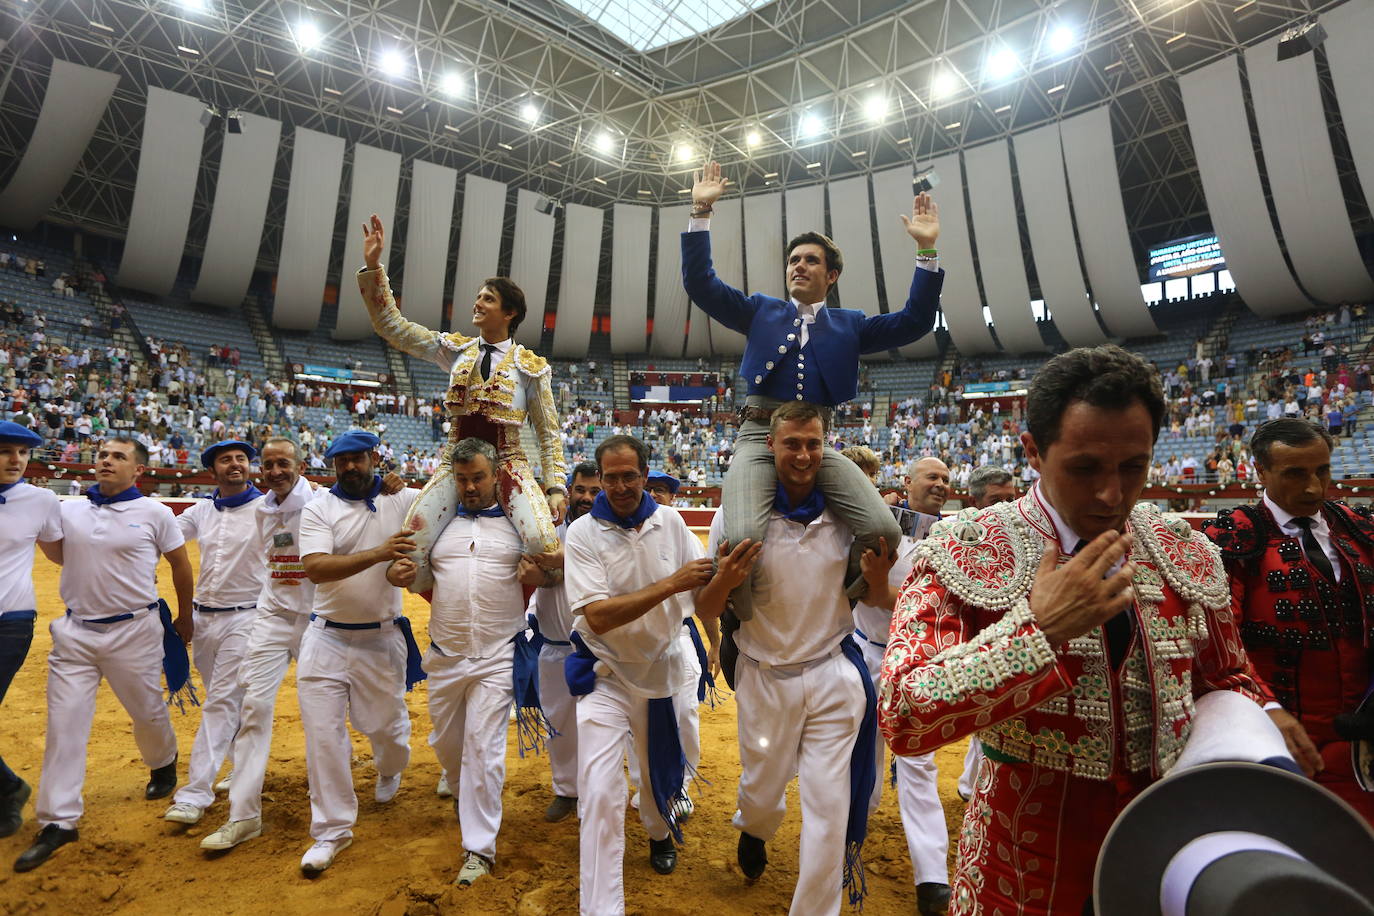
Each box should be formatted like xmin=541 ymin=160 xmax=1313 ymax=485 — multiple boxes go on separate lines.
xmin=194 ymin=602 xmax=256 ymax=613
xmin=738 ymin=403 xmax=834 ymax=428
xmin=310 ymin=612 xmax=388 ymax=631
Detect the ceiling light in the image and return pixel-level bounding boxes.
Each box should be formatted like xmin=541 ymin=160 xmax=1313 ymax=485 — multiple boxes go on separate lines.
xmin=549 ymin=159 xmax=562 ymax=167
xmin=1104 ymin=59 xmax=1124 ymax=71
xmin=932 ymin=69 xmax=959 ymax=99
xmin=294 ymin=20 xmax=322 ymax=51
xmin=994 ymin=104 xmax=1011 ymax=114
xmin=763 ymin=171 xmax=778 ymax=178
xmin=521 ymin=102 xmax=540 ymax=123
xmin=1048 ymin=83 xmax=1065 ymax=94
xmin=863 ymin=94 xmax=887 ymax=122
xmin=444 ymin=124 xmax=459 ymax=133
xmin=440 ymin=72 xmax=464 ymax=96
xmin=637 ymin=189 xmax=651 ymax=196
xmin=378 ymin=49 xmax=407 ymax=78
xmin=89 ymin=20 xmax=114 ymax=33
xmin=986 ymin=47 xmax=1020 ymax=80
xmin=1233 ymin=0 xmax=1256 ymax=12
xmin=181 ymin=0 xmax=206 ymax=11
xmin=592 ymin=176 xmax=607 ymax=185
xmin=944 ymin=121 xmax=962 ymax=130
xmin=805 ymin=162 xmax=821 ymax=169
xmin=676 ymin=144 xmax=694 ymax=163
xmin=896 ymin=137 xmax=911 ymax=145
xmin=595 ymin=132 xmax=616 ymax=153
xmin=746 ymin=130 xmax=762 ymax=148
xmin=254 ymin=66 xmax=275 ymax=77
xmin=677 ymin=188 xmax=692 ymax=194
xmin=1166 ymin=32 xmax=1187 ymax=45
xmin=497 ymin=142 xmax=513 ymax=150
xmin=386 ymin=105 xmax=403 ymax=115
xmin=799 ymin=113 xmax=823 ymax=139
xmin=177 ymin=45 xmax=200 ymax=57
xmin=851 ymin=150 xmax=867 ymax=157
xmin=1048 ymin=26 xmax=1076 ymax=55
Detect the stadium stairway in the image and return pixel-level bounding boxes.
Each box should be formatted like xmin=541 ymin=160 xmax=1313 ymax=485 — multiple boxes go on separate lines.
xmin=75 ymin=262 xmax=146 ymax=362
xmin=243 ymin=295 xmax=289 ymax=379
xmin=382 ymin=342 xmax=415 ymax=398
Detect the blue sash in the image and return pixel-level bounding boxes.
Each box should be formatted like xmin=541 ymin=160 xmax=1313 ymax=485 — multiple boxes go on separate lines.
xmin=394 ymin=616 xmax=427 ymax=691
xmin=839 ymin=635 xmax=878 ymax=908
xmin=511 ymin=630 xmax=556 ymax=756
xmin=683 ymin=617 xmax=724 ymax=708
xmin=156 ymin=600 xmax=199 ymax=712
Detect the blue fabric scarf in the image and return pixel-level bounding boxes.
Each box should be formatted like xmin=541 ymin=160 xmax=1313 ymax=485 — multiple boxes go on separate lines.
xmin=839 ymin=635 xmax=879 ymax=908
xmin=394 ymin=617 xmax=427 ymax=691
xmin=0 ymin=481 xmax=20 ymax=504
xmin=330 ymin=475 xmax=383 ymax=512
xmin=213 ymin=483 xmax=263 ymax=512
xmin=775 ymin=482 xmax=826 ymax=525
xmin=86 ymin=484 xmax=143 ymax=506
xmin=683 ymin=618 xmax=724 ymax=708
xmin=589 ymin=490 xmax=657 ymax=529
xmin=156 ymin=600 xmax=199 ymax=713
xmin=511 ymin=631 xmax=557 ymax=756
xmin=457 ymin=503 xmax=505 ymax=519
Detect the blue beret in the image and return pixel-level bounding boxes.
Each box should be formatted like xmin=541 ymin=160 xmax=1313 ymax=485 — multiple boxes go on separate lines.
xmin=325 ymin=429 xmax=380 ymax=458
xmin=0 ymin=421 xmax=43 ymax=448
xmin=647 ymin=469 xmax=680 ymax=495
xmin=201 ymin=439 xmax=257 ymax=469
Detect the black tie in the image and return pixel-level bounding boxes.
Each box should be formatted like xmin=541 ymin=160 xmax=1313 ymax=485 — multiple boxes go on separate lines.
xmin=1292 ymin=517 xmax=1336 ymax=581
xmin=479 ymin=343 xmax=496 ymax=381
xmin=1074 ymin=539 xmax=1134 ymax=669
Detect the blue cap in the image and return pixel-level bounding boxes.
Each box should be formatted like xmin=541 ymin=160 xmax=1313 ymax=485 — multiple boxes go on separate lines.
xmin=0 ymin=421 xmax=43 ymax=448
xmin=200 ymin=439 xmax=257 ymax=469
xmin=647 ymin=469 xmax=680 ymax=495
xmin=325 ymin=429 xmax=380 ymax=458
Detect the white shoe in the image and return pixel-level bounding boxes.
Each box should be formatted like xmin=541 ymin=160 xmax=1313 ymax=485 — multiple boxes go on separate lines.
xmin=301 ymin=837 xmax=351 ymax=874
xmin=436 ymin=773 xmax=452 ymax=798
xmin=671 ymin=794 xmax=694 ymax=822
xmin=214 ymin=771 xmax=233 ymax=793
xmin=630 ymin=790 xmax=640 ymax=811
xmin=375 ymin=773 xmax=401 ymax=804
xmin=163 ymin=802 xmax=204 ymax=825
xmin=456 ymin=851 xmax=492 ymax=886
xmin=200 ymin=817 xmax=262 ymax=851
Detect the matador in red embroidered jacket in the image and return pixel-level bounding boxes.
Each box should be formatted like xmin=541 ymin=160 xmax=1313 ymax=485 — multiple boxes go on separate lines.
xmin=879 ymin=484 xmax=1267 ymax=915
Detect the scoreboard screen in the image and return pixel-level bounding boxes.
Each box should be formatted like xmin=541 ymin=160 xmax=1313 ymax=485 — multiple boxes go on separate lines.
xmin=1147 ymin=232 xmax=1226 ymax=281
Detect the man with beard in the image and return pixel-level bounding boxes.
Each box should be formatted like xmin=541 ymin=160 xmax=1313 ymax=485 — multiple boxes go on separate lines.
xmin=295 ymin=430 xmax=422 ymax=874
xmin=0 ymin=422 xmax=63 ymax=839
xmin=16 ymin=437 xmax=195 ymax=872
xmin=162 ymin=440 xmax=266 ymax=827
xmin=852 ymin=456 xmax=952 ymax=915
xmin=526 ymin=461 xmax=601 ymax=823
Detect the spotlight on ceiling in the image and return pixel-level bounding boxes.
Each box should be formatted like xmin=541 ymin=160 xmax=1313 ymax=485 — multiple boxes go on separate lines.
xmin=294 ymin=20 xmax=322 ymax=51
xmin=745 ymin=129 xmax=762 ymax=148
xmin=676 ymin=144 xmax=695 ymax=163
xmin=521 ymin=102 xmax=540 ymax=123
xmin=913 ymin=168 xmax=940 ymax=194
xmin=863 ymin=94 xmax=888 ymax=122
xmin=1277 ymin=18 xmax=1327 ymax=60
xmin=440 ymin=72 xmax=464 ymax=96
xmin=595 ymin=132 xmax=616 ymax=153
xmin=199 ymin=104 xmax=222 ymax=129
xmin=533 ymin=195 xmax=563 ymax=216
xmin=798 ymin=113 xmax=823 ymax=139
xmin=1048 ymin=26 xmax=1076 ymax=55
xmin=378 ymin=49 xmax=407 ymax=78
xmin=181 ymin=0 xmax=206 ymax=11
xmin=986 ymin=47 xmax=1020 ymax=81
xmin=225 ymin=109 xmax=243 ymax=134
xmin=932 ymin=69 xmax=959 ymax=99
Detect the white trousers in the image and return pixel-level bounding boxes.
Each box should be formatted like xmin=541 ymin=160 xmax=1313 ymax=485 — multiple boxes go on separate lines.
xmin=297 ymin=619 xmax=411 ymax=842
xmin=576 ymin=673 xmax=673 ymax=916
xmin=537 ymin=644 xmax=578 ymax=798
xmin=860 ymin=640 xmax=950 ymax=886
xmin=36 ymin=611 xmax=178 ymax=830
xmin=627 ymin=627 xmax=702 ymax=795
xmin=958 ymin=737 xmax=984 ymax=800
xmin=425 ymin=645 xmax=514 ymax=860
xmin=227 ymin=609 xmax=309 ymax=821
xmin=174 ymin=607 xmax=256 ymax=808
xmin=734 ymin=651 xmax=866 ymax=916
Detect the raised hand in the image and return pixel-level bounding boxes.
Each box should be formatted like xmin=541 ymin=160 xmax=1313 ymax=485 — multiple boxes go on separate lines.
xmin=713 ymin=538 xmax=762 ymax=592
xmin=362 ymin=213 xmax=385 ymax=271
xmin=861 ymin=536 xmax=898 ymax=608
xmin=899 ymin=192 xmax=940 ymax=249
xmin=692 ymin=161 xmax=729 ymax=210
xmin=1028 ymin=531 xmax=1135 ymax=646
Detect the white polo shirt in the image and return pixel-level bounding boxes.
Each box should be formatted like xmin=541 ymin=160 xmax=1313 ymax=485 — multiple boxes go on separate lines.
xmin=429 ymin=508 xmax=526 ymax=658
xmin=178 ymin=490 xmax=268 ymax=608
xmin=256 ymin=476 xmax=325 ymax=617
xmin=0 ymin=482 xmax=62 ymax=611
xmin=707 ymin=506 xmax=854 ymax=666
xmin=531 ymin=523 xmax=574 ymax=646
xmin=852 ymin=534 xmax=921 ymax=647
xmin=298 ymin=485 xmax=419 ymax=624
xmin=565 ymin=505 xmax=701 ymax=698
xmin=59 ymin=493 xmax=184 ymax=618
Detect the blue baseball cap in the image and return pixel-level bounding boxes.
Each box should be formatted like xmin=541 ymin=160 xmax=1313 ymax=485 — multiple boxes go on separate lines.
xmin=0 ymin=421 xmax=43 ymax=448
xmin=201 ymin=439 xmax=257 ymax=469
xmin=646 ymin=469 xmax=680 ymax=495
xmin=325 ymin=429 xmax=380 ymax=458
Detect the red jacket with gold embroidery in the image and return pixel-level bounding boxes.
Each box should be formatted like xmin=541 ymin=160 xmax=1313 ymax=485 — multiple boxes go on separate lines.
xmin=1202 ymin=500 xmax=1374 ymax=750
xmin=879 ymin=491 xmax=1266 ymax=781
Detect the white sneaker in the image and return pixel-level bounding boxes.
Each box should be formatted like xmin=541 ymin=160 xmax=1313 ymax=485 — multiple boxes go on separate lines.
xmin=200 ymin=817 xmax=262 ymax=851
xmin=436 ymin=773 xmax=452 ymax=798
xmin=375 ymin=773 xmax=401 ymax=804
xmin=456 ymin=851 xmax=492 ymax=886
xmin=300 ymin=837 xmax=351 ymax=874
xmin=214 ymin=771 xmax=233 ymax=793
xmin=163 ymin=802 xmax=204 ymax=825
xmin=630 ymin=790 xmax=640 ymax=811
xmin=671 ymin=794 xmax=695 ymax=822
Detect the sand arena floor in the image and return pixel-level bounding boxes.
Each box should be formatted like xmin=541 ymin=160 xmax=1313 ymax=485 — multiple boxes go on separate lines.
xmin=1 ymin=546 xmax=967 ymax=915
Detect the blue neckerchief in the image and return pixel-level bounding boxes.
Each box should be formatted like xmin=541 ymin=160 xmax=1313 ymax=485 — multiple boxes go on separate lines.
xmin=212 ymin=483 xmax=263 ymax=512
xmin=0 ymin=481 xmax=19 ymax=505
xmin=457 ymin=503 xmax=505 ymax=519
xmin=330 ymin=475 xmax=383 ymax=512
xmin=590 ymin=490 xmax=657 ymax=529
xmin=86 ymin=484 xmax=143 ymax=507
xmin=774 ymin=482 xmax=826 ymax=525
xmin=839 ymin=635 xmax=878 ymax=907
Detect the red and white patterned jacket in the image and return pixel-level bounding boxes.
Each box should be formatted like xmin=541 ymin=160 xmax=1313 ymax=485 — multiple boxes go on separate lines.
xmin=879 ymin=489 xmax=1268 ymax=781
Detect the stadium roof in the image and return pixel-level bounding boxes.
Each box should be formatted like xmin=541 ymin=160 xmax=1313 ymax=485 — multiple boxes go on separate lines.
xmin=556 ymin=0 xmax=777 ymax=52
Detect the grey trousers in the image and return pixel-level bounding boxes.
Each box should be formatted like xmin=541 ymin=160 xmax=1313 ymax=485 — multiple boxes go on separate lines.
xmin=722 ymin=399 xmax=902 ymax=621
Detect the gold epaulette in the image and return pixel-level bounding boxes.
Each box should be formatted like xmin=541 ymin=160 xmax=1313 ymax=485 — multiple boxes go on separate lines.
xmin=515 ymin=346 xmax=551 ymax=378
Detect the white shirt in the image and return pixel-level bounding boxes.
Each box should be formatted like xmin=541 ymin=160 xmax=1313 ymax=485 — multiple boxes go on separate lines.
xmin=707 ymin=506 xmax=854 ymax=666
xmin=852 ymin=534 xmax=922 ymax=646
xmin=0 ymin=482 xmax=62 ymax=611
xmin=178 ymin=491 xmax=268 ymax=607
xmin=565 ymin=505 xmax=701 ymax=698
xmin=531 ymin=523 xmax=575 ymax=645
xmin=59 ymin=494 xmax=184 ymax=617
xmin=428 ymin=508 xmax=526 ymax=658
xmin=1262 ymin=491 xmax=1342 ymax=582
xmin=1036 ymin=484 xmax=1126 ymax=577
xmin=298 ymin=485 xmax=420 ymax=624
xmin=256 ymin=476 xmax=326 ymax=617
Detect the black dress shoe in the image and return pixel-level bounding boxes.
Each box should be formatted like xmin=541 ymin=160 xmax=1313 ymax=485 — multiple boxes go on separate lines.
xmin=737 ymin=831 xmax=767 ymax=880
xmin=14 ymin=824 xmax=78 ymax=873
xmin=146 ymin=755 xmax=178 ymax=800
xmin=917 ymin=881 xmax=952 ymax=915
xmin=0 ymin=778 xmax=31 ymax=838
xmin=648 ymin=837 xmax=677 ymax=875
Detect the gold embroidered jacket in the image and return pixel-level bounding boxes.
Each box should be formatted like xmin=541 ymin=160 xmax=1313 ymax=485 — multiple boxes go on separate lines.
xmin=879 ymin=492 xmax=1265 ymax=781
xmin=357 ymin=266 xmax=566 ymax=488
